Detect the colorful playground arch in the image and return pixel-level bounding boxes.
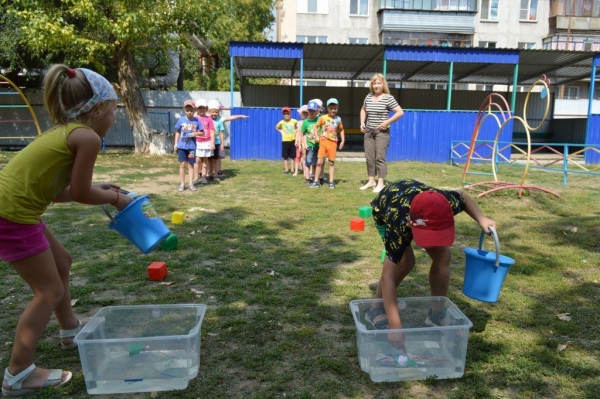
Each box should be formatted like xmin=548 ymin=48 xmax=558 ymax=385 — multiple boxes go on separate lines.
xmin=461 ymin=76 xmax=560 ymax=198
xmin=0 ymin=74 xmax=42 ymax=141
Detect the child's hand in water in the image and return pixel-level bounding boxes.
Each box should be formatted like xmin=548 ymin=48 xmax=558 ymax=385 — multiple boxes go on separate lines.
xmin=387 ymin=331 xmax=407 ymax=354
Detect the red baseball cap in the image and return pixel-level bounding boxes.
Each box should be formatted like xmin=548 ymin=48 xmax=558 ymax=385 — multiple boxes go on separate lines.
xmin=282 ymin=107 xmax=291 ymax=114
xmin=409 ymin=191 xmax=455 ymax=247
xmin=183 ymin=100 xmax=196 ymax=109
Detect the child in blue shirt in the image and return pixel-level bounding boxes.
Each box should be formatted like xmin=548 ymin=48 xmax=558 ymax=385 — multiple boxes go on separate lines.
xmin=174 ymin=100 xmax=203 ymax=192
xmin=207 ymin=100 xmax=249 ymax=178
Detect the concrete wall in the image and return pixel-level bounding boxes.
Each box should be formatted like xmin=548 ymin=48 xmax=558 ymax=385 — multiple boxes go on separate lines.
xmin=474 ymin=0 xmax=550 ymax=48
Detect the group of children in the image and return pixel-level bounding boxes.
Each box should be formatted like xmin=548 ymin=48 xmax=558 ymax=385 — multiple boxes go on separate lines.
xmin=275 ymin=98 xmax=345 ymax=189
xmin=173 ymin=99 xmax=248 ymax=192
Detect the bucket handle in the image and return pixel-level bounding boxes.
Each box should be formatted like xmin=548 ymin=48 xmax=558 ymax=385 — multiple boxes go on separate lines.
xmin=102 ymin=189 xmax=130 ymax=223
xmin=478 ymin=226 xmax=500 ymax=267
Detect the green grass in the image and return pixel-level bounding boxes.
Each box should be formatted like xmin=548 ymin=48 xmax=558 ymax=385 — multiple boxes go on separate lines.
xmin=1 ymin=150 xmax=600 ymax=398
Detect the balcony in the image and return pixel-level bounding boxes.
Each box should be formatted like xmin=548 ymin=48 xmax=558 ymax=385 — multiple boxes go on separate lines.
xmin=378 ymin=0 xmax=477 ymax=12
xmin=551 ymin=15 xmax=600 ymax=31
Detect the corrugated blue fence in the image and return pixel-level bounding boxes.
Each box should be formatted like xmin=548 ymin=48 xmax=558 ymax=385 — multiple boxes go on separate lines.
xmin=587 ymin=115 xmax=600 ymax=163
xmin=230 ymin=108 xmax=511 ymax=162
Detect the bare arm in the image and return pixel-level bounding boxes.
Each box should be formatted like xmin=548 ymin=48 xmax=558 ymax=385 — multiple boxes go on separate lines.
xmin=174 ymin=130 xmax=181 ymax=149
xmin=381 ymin=258 xmax=407 ymax=353
xmin=338 ymin=128 xmax=345 ymax=150
xmin=222 ymin=114 xmax=248 ymax=122
xmin=360 ymin=105 xmax=367 ymax=132
xmin=458 ymin=190 xmax=496 ymax=233
xmin=378 ymin=105 xmax=404 ymax=131
xmin=66 ymin=128 xmax=131 ymax=210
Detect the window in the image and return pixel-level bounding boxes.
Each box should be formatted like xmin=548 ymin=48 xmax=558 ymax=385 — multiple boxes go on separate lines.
xmin=480 ymin=0 xmax=499 ymax=21
xmin=518 ymin=42 xmax=536 ymax=49
xmin=428 ymin=83 xmax=456 ymax=90
xmin=479 ymin=41 xmax=497 ymax=48
xmin=595 ymin=87 xmax=600 ymax=100
xmin=476 ymin=84 xmax=494 ymax=91
xmin=565 ymin=86 xmax=580 ymax=100
xmin=297 ymin=0 xmax=328 ymax=14
xmin=520 ymin=0 xmax=538 ymax=21
xmin=350 ymin=0 xmax=368 ymax=15
xmin=348 ymin=37 xmax=369 ymax=44
xmin=296 ymin=35 xmax=328 ymax=44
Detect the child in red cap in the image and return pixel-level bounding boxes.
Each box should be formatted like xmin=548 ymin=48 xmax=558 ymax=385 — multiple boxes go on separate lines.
xmin=275 ymin=107 xmax=298 ymax=174
xmin=368 ymin=179 xmax=496 ymax=352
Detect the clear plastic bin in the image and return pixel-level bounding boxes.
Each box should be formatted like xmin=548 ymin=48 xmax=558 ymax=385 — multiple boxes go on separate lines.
xmin=74 ymin=304 xmax=206 ymax=394
xmin=349 ymin=297 xmax=472 ymax=382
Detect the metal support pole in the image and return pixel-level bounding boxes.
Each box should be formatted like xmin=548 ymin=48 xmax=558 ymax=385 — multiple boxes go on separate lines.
xmin=447 ymin=62 xmax=454 ymax=111
xmin=511 ymin=63 xmax=519 ymax=113
xmin=584 ymin=56 xmax=597 ymax=156
xmin=383 ymin=59 xmax=387 ymax=77
xmin=230 ymin=56 xmax=234 ymax=108
xmin=299 ymin=57 xmax=304 ymax=106
xmin=563 ymin=144 xmax=569 ymax=186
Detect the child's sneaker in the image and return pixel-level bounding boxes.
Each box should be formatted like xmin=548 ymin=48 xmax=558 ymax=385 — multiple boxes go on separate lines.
xmin=309 ymin=175 xmax=315 ymax=183
xmin=208 ymin=175 xmax=214 ymax=181
xmin=192 ymin=179 xmax=200 ymax=186
xmin=329 ymin=182 xmax=336 ymax=189
xmin=319 ymin=178 xmax=324 ymax=185
xmin=304 ymin=179 xmax=311 ymax=186
xmin=200 ymin=178 xmax=208 ymax=185
xmin=310 ymin=181 xmax=321 ymax=189
xmin=189 ymin=185 xmax=197 ymax=192
xmin=292 ymin=172 xmax=298 ymax=177
xmin=217 ymin=170 xmax=224 ymax=176
xmin=178 ymin=184 xmax=185 ymax=192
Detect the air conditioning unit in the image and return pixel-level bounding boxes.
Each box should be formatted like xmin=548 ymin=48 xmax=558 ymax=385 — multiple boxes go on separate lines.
xmin=584 ymin=42 xmax=593 ymax=51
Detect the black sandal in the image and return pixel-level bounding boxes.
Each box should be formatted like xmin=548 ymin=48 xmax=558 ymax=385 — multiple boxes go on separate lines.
xmin=365 ymin=306 xmax=389 ymax=330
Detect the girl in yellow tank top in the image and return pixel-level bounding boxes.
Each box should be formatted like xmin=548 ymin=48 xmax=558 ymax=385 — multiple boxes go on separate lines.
xmin=0 ymin=65 xmax=133 ymax=396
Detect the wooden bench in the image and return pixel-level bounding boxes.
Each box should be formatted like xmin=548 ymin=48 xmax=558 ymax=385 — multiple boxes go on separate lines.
xmin=344 ymin=128 xmax=364 ymax=150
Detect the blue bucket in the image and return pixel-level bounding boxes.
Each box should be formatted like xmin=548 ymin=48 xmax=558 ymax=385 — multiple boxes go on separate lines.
xmin=462 ymin=227 xmax=515 ymax=303
xmin=103 ymin=194 xmax=171 ymax=254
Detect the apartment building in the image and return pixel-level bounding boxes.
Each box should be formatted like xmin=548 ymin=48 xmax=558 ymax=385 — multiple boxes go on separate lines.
xmin=278 ymin=0 xmax=550 ymax=90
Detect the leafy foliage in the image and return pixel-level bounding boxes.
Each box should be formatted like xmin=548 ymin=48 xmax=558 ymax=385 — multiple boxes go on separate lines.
xmin=3 ymin=0 xmax=275 ymax=90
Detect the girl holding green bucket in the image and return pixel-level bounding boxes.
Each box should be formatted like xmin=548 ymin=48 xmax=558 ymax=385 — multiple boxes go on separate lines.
xmin=0 ymin=65 xmax=132 ymax=396
xmin=367 ymin=180 xmax=497 ymax=352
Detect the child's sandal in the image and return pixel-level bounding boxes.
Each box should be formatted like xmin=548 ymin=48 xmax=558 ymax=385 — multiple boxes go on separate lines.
xmin=2 ymin=364 xmax=72 ymax=396
xmin=365 ymin=307 xmax=389 ymax=330
xmin=59 ymin=319 xmax=83 ymax=350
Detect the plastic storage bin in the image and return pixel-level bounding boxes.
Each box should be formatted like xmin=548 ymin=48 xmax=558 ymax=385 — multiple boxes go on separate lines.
xmin=74 ymin=304 xmax=206 ymax=395
xmin=349 ymin=297 xmax=472 ymax=382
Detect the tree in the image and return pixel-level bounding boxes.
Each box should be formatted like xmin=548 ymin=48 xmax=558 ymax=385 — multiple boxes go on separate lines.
xmin=3 ymin=0 xmax=272 ymax=154
xmin=182 ymin=0 xmax=275 ymax=91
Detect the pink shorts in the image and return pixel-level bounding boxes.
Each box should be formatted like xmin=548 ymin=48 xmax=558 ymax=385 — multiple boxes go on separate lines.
xmin=0 ymin=217 xmax=50 ymax=262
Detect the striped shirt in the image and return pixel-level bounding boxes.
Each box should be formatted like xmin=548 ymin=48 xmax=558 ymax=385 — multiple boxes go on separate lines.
xmin=363 ymin=93 xmax=400 ymax=130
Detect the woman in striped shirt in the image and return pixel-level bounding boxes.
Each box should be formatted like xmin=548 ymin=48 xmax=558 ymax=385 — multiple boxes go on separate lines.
xmin=359 ymin=73 xmax=404 ymax=193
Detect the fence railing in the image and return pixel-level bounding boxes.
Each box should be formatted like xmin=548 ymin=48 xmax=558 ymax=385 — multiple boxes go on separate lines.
xmin=451 ymin=140 xmax=600 ymax=186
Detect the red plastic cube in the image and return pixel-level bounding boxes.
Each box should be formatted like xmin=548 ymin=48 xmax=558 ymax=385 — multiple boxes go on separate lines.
xmin=350 ymin=218 xmax=365 ymax=232
xmin=147 ymin=261 xmax=168 ymax=281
